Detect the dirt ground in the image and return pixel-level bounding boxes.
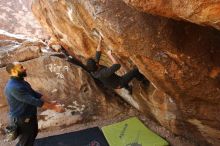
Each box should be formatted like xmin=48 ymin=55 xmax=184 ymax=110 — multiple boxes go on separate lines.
xmin=0 ymin=105 xmax=196 ymax=146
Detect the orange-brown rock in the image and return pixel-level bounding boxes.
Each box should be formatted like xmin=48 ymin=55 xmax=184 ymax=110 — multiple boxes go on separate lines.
xmin=32 ymin=0 xmax=220 ymax=145
xmin=123 ymin=0 xmax=220 ymax=30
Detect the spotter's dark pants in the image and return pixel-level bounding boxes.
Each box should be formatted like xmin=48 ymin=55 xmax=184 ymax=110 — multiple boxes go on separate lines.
xmin=11 ymin=116 xmax=38 ymax=146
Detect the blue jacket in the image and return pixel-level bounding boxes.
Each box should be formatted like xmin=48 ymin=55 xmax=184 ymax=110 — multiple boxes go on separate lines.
xmin=4 ymin=77 xmax=44 ymax=118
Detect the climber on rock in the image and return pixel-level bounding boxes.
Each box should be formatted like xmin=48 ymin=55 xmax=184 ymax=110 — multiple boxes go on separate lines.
xmin=86 ymin=36 xmax=149 ymax=94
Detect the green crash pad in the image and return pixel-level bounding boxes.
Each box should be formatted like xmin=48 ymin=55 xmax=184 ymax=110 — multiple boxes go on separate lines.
xmin=102 ymin=117 xmax=169 ymax=146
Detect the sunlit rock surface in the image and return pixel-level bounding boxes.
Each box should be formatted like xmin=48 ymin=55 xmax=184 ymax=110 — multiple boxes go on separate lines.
xmin=32 ymin=0 xmax=220 ymax=145
xmin=0 ymin=0 xmax=46 ymax=38
xmin=123 ymin=0 xmax=220 ymax=30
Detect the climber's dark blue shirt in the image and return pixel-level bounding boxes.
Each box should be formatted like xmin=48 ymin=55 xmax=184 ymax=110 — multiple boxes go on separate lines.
xmin=4 ymin=76 xmax=44 ymax=118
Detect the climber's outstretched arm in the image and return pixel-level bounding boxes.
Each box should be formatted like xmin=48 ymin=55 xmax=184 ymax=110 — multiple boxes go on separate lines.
xmin=95 ymin=36 xmax=103 ymax=63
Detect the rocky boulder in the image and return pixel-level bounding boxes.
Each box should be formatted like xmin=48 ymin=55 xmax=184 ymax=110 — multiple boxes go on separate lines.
xmin=32 ymin=0 xmax=220 ymax=145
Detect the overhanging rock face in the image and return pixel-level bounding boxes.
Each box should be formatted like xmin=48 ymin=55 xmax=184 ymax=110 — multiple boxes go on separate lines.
xmin=32 ymin=0 xmax=220 ymax=145
xmin=123 ymin=0 xmax=220 ymax=30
